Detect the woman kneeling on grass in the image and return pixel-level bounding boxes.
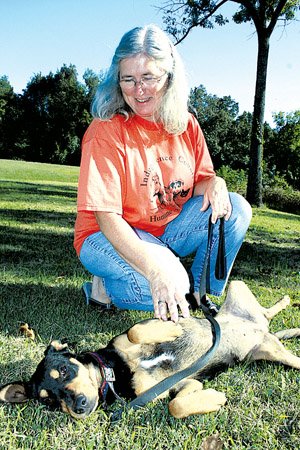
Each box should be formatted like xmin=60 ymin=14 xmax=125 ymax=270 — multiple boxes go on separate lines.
xmin=74 ymin=24 xmax=252 ymax=322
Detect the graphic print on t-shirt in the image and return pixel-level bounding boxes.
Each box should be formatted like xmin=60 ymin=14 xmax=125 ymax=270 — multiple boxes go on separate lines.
xmin=138 ymin=152 xmax=192 ymax=220
xmin=152 ymin=173 xmax=190 ymax=212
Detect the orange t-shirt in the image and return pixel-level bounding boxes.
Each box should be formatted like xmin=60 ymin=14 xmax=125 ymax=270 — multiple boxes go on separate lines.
xmin=74 ymin=113 xmax=215 ymax=255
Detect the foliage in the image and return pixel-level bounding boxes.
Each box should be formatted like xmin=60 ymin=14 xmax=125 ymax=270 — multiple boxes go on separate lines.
xmin=190 ymin=85 xmax=252 ymax=170
xmin=217 ymin=166 xmax=247 ymax=195
xmin=264 ymin=110 xmax=300 ymax=189
xmin=0 ymin=75 xmax=14 ymax=117
xmin=0 ymin=76 xmax=23 ymax=159
xmin=263 ymin=171 xmax=300 ymax=214
xmin=83 ymin=68 xmax=104 ymax=105
xmin=161 ymin=1 xmax=300 ymax=44
xmin=0 ymin=160 xmax=299 ymax=449
xmin=217 ymin=166 xmax=300 ymax=214
xmin=0 ymin=66 xmax=103 ymax=166
xmin=263 ymin=185 xmax=300 ymax=215
xmin=20 ymin=65 xmax=89 ymax=165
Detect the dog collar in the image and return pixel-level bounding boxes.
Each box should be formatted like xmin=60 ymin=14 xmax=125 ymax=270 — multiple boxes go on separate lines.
xmin=86 ymin=352 xmax=125 ymax=407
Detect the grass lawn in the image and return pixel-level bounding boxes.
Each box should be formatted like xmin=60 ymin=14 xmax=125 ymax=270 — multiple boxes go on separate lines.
xmin=0 ymin=159 xmax=299 ymax=449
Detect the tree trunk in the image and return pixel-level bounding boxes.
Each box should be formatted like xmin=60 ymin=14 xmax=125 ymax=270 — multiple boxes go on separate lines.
xmin=246 ymin=32 xmax=270 ymax=206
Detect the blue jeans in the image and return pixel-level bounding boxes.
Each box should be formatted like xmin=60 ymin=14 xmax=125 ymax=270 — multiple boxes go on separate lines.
xmin=79 ymin=193 xmax=252 ymax=311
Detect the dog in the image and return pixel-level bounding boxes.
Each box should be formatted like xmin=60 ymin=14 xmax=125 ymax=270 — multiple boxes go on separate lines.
xmin=1 ymin=281 xmax=299 ymax=420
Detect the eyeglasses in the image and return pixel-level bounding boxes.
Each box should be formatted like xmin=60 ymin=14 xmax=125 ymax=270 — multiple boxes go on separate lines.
xmin=119 ymin=74 xmax=167 ymax=90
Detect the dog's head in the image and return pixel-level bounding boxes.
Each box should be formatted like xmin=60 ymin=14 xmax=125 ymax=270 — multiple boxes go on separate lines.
xmin=0 ymin=341 xmax=101 ymax=419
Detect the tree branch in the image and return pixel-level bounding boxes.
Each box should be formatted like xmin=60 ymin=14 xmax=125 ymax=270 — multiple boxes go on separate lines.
xmin=231 ymin=0 xmax=262 ymax=31
xmin=267 ymin=0 xmax=289 ymax=35
xmin=173 ymin=0 xmax=230 ymax=44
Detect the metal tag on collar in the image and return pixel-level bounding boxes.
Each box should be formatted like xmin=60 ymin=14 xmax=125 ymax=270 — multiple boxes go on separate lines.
xmin=103 ymin=366 xmax=115 ymax=383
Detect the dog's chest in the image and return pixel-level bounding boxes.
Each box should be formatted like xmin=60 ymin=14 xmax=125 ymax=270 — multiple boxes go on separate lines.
xmin=139 ymin=352 xmax=176 ymax=370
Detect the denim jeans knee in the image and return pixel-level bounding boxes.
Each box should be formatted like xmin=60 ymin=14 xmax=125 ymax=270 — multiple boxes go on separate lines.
xmin=79 ymin=231 xmax=154 ymax=310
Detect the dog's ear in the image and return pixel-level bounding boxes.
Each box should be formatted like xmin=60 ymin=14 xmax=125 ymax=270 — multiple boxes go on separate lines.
xmin=44 ymin=340 xmax=69 ymax=355
xmin=0 ymin=382 xmax=29 ymax=403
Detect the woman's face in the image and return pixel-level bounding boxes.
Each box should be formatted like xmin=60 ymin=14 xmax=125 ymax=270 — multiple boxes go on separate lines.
xmin=119 ymin=54 xmax=168 ymax=121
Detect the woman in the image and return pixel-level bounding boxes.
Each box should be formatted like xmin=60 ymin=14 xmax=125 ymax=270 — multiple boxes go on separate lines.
xmin=74 ymin=24 xmax=252 ymax=322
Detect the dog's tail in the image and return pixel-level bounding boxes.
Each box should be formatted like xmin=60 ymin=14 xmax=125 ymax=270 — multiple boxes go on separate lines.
xmin=274 ymin=328 xmax=300 ymax=340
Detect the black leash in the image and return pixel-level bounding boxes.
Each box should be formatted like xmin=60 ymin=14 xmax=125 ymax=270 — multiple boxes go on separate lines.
xmin=111 ymin=215 xmax=226 ymax=422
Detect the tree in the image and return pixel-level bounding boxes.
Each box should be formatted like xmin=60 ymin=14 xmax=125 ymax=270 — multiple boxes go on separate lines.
xmin=264 ymin=110 xmax=300 ymax=189
xmin=83 ymin=68 xmax=103 ymax=105
xmin=189 ymin=85 xmax=251 ymax=169
xmin=0 ymin=76 xmax=15 ymax=156
xmin=0 ymin=76 xmax=25 ymax=159
xmin=161 ymin=0 xmax=300 ymax=205
xmin=21 ymin=65 xmax=89 ymax=165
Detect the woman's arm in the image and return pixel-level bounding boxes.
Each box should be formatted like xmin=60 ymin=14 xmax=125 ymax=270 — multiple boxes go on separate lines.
xmin=194 ymin=175 xmax=232 ymax=223
xmin=95 ymin=211 xmax=190 ymax=322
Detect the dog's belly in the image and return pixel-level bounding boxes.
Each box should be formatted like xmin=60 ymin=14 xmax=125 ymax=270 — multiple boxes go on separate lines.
xmin=136 ymin=317 xmax=266 ymax=378
xmin=217 ymin=317 xmax=267 ymax=362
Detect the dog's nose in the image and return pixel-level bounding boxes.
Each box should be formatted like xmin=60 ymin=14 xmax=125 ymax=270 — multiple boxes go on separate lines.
xmin=74 ymin=394 xmax=88 ymax=414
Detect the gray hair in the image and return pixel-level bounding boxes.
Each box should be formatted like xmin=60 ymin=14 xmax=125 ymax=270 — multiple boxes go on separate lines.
xmin=91 ymin=24 xmax=189 ymax=134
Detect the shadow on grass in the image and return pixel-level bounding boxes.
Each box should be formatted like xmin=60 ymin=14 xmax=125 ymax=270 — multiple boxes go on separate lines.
xmin=0 ymin=180 xmax=77 ymax=200
xmin=0 ymin=208 xmax=75 ymax=229
xmin=233 ymin=241 xmax=300 ymax=276
xmin=0 ymin=281 xmax=138 ymax=343
xmin=256 ymin=208 xmax=300 ymax=222
xmin=0 ymin=224 xmax=77 ymax=275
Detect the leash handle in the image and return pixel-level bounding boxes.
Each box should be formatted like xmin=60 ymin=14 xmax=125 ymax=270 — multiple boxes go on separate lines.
xmin=199 ymin=215 xmax=227 ymax=303
xmin=215 ymin=217 xmax=227 ymax=280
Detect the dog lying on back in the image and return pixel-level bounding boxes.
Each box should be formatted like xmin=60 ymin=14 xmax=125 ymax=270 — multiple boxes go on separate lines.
xmin=1 ymin=281 xmax=299 ymax=419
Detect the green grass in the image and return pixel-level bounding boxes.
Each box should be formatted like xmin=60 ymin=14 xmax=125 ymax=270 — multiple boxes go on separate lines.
xmin=0 ymin=159 xmax=299 ymax=449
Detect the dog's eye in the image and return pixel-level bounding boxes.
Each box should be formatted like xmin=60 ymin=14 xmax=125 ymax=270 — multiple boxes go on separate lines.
xmin=59 ymin=365 xmax=68 ymax=379
xmin=43 ymin=396 xmax=53 ymax=406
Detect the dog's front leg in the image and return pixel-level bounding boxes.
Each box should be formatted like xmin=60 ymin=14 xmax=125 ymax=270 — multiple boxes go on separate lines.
xmin=128 ymin=319 xmax=183 ymax=344
xmin=250 ymin=333 xmax=300 ymax=369
xmin=168 ymin=379 xmax=227 ymax=419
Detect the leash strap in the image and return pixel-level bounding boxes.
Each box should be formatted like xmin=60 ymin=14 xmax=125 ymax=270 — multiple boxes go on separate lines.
xmin=111 ymin=216 xmax=226 ymax=423
xmin=200 ymin=216 xmax=226 ymax=303
xmin=215 ymin=217 xmax=227 ymax=281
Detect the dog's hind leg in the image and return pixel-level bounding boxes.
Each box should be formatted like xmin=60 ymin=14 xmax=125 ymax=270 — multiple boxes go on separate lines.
xmin=262 ymin=295 xmax=290 ymax=320
xmin=168 ymin=379 xmax=227 ymax=419
xmin=250 ymin=333 xmax=300 ymax=370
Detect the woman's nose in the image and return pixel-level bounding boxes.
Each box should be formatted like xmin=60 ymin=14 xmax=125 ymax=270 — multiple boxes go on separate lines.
xmin=134 ymin=81 xmax=145 ymax=93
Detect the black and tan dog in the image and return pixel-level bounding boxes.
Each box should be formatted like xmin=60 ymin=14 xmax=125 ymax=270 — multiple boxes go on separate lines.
xmin=1 ymin=281 xmax=299 ymax=420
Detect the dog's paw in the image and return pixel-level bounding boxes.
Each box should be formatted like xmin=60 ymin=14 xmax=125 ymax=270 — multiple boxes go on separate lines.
xmin=169 ymin=388 xmax=227 ymax=419
xmin=199 ymin=389 xmax=227 ymax=412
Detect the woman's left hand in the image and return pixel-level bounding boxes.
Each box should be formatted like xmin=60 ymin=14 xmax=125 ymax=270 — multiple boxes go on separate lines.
xmin=200 ymin=176 xmax=232 ymax=223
